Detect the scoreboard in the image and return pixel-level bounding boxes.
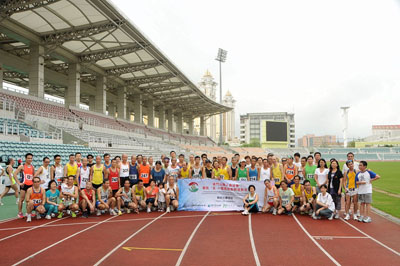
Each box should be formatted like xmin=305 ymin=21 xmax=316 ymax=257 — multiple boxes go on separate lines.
xmin=261 ymin=120 xmax=289 ymax=148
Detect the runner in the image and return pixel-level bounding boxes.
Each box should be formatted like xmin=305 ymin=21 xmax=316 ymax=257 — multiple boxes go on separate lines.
xmin=108 ymin=158 xmax=120 ymax=196
xmin=344 ymin=160 xmax=359 ymax=220
xmin=87 ymin=154 xmax=95 ymax=168
xmin=58 ymin=175 xmax=79 ymax=218
xmin=304 ymin=155 xmax=317 ymax=187
xmin=300 ymin=180 xmax=317 ymax=217
xmin=145 ymin=179 xmax=159 ymax=213
xmin=44 ymin=180 xmax=60 ymax=219
xmin=25 ymin=177 xmax=46 ymax=222
xmin=137 ymin=154 xmax=143 ymax=166
xmin=314 ymin=152 xmax=321 ymax=165
xmin=180 ymin=161 xmax=190 ymax=178
xmin=237 ymin=159 xmax=249 ymax=181
xmin=203 ymin=160 xmax=213 ymax=179
xmin=129 ymin=155 xmax=139 ymax=186
xmin=13 ymin=153 xmax=35 ymax=219
xmin=75 ymin=152 xmax=82 ymax=168
xmin=91 ymin=155 xmax=107 ymax=190
xmin=271 ymin=156 xmax=283 ymax=188
xmin=151 ymin=161 xmax=166 ymax=184
xmin=244 ymin=155 xmax=251 ymax=168
xmin=242 ymin=185 xmax=259 ymax=215
xmin=167 ymin=158 xmax=180 ymax=182
xmin=356 ymin=161 xmax=380 ymax=223
xmin=104 ymin=153 xmax=112 ymax=169
xmin=277 ymin=180 xmax=294 ymax=215
xmin=0 ymin=158 xmax=19 ymax=205
xmin=327 ymin=159 xmax=343 ymax=219
xmin=116 ymin=179 xmax=138 ymax=215
xmin=165 ymin=176 xmax=179 ymax=213
xmin=188 ymin=154 xmax=195 ymax=169
xmin=290 ymin=175 xmax=303 ymax=213
xmin=178 ymin=154 xmax=185 ymax=168
xmin=260 ymin=158 xmax=272 ymax=183
xmin=76 ymin=157 xmax=91 ymax=191
xmin=248 ymin=157 xmax=259 ymax=181
xmin=132 ymin=180 xmax=147 ymax=211
xmin=314 ymin=184 xmax=335 ymax=220
xmin=119 ymin=154 xmax=130 ymax=186
xmin=190 ymin=156 xmax=203 ymax=178
xmin=64 ymin=154 xmax=78 ymax=185
xmin=34 ymin=157 xmax=51 ymax=190
xmin=262 ymin=179 xmax=278 ymax=215
xmin=314 ymin=158 xmax=329 ymax=193
xmin=298 ymin=156 xmax=307 ymax=184
xmin=50 ymin=154 xmax=63 ymax=187
xmin=284 ymin=155 xmax=298 ymax=185
xmin=230 ymin=156 xmax=238 ymax=180
xmin=219 ymin=157 xmax=231 ymax=180
xmin=148 ymin=156 xmax=155 ymax=169
xmin=201 ymin=153 xmax=207 ymax=166
xmin=212 ymin=161 xmax=221 ymax=180
xmin=139 ymin=156 xmax=151 ymax=186
xmin=96 ymin=179 xmax=117 ymax=216
xmin=342 ymin=152 xmax=360 ymax=173
xmin=79 ymin=181 xmax=96 ymax=218
xmin=293 ymin=152 xmax=301 ymax=168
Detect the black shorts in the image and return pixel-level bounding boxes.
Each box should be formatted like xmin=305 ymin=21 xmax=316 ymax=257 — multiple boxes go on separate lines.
xmin=293 ymin=201 xmax=301 ymax=207
xmin=112 ymin=189 xmax=118 ymax=197
xmin=21 ymin=184 xmax=32 ymax=191
xmin=120 ymin=176 xmax=128 ymax=187
xmin=169 ymin=197 xmax=177 ymax=202
xmin=129 ymin=179 xmax=138 ymax=187
xmin=92 ymin=183 xmax=102 ymax=190
xmin=146 ymin=198 xmax=155 ymax=204
xmin=123 ymin=201 xmax=132 ymax=208
xmin=275 ymin=184 xmax=280 ymax=189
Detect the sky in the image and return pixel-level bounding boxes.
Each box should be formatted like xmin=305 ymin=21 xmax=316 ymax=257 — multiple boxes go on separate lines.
xmin=112 ymin=0 xmax=400 ymax=140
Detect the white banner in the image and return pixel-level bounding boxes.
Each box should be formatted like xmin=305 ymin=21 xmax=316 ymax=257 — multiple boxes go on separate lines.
xmin=177 ymin=179 xmax=265 ymax=211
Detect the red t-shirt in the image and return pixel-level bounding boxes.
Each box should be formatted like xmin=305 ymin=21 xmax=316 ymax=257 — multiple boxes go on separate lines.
xmin=108 ymin=168 xmax=120 ymax=190
xmin=80 ymin=189 xmax=94 ymax=203
xmin=146 ymin=186 xmax=159 ymax=199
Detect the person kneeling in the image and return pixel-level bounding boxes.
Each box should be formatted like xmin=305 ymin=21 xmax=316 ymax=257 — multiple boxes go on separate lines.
xmin=80 ymin=181 xmax=96 ymax=218
xmin=58 ymin=175 xmax=79 ymax=218
xmin=314 ymin=184 xmax=335 ymax=220
xmin=26 ymin=177 xmax=46 ymax=222
xmin=242 ymin=185 xmax=259 ymax=216
xmin=96 ymin=179 xmax=117 ymax=216
xmin=165 ymin=176 xmax=179 ymax=213
xmin=116 ymin=179 xmax=138 ymax=215
xmin=145 ymin=179 xmax=159 ymax=213
xmin=262 ymin=179 xmax=278 ymax=215
xmin=277 ymin=181 xmax=294 ymax=215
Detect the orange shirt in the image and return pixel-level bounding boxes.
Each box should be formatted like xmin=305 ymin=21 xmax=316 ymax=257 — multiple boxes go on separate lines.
xmin=30 ymin=187 xmax=44 ymax=206
xmin=286 ymin=165 xmax=295 ymax=181
xmin=146 ymin=186 xmax=159 ymax=199
xmin=139 ymin=164 xmax=151 ymax=184
xmin=23 ymin=164 xmax=34 ymax=186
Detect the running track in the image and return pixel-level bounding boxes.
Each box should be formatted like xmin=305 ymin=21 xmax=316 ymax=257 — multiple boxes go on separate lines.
xmin=0 ymin=210 xmax=398 ymax=266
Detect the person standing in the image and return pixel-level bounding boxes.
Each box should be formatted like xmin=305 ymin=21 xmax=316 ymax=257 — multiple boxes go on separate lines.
xmin=151 ymin=161 xmax=166 ymax=184
xmin=14 ymin=153 xmax=35 ymax=219
xmin=90 ymin=156 xmax=107 ymax=190
xmin=356 ymin=161 xmax=380 ymax=223
xmin=190 ymin=156 xmax=203 ymax=179
xmin=314 ymin=152 xmax=321 ymax=165
xmin=342 ymin=152 xmax=360 ymax=173
xmin=248 ymin=158 xmax=259 ymax=181
xmin=271 ymin=156 xmax=283 ymax=188
xmin=128 ymin=155 xmax=139 ymax=186
xmin=180 ymin=161 xmax=190 ymax=178
xmin=344 ymin=160 xmax=359 ymax=220
xmin=76 ymin=157 xmax=91 ymax=191
xmin=237 ymin=160 xmax=249 ymax=181
xmin=119 ymin=154 xmax=130 ymax=186
xmin=34 ymin=157 xmax=51 ymax=190
xmin=314 ymin=159 xmax=329 ymax=193
xmin=304 ymin=155 xmax=317 ymax=187
xmin=50 ymin=155 xmax=63 ymax=187
xmin=103 ymin=153 xmax=112 ymax=169
xmin=64 ymin=154 xmax=78 ymax=186
xmin=0 ymin=158 xmax=19 ymax=206
xmin=230 ymin=156 xmax=239 ymax=180
xmin=139 ymin=156 xmax=151 ymax=186
xmin=108 ymin=158 xmax=120 ymax=196
xmin=219 ymin=157 xmax=231 ymax=180
xmin=167 ymin=158 xmax=180 ymax=183
xmin=327 ymin=159 xmax=343 ymax=219
xmin=298 ymin=157 xmax=307 ymax=184
xmin=284 ymin=156 xmax=298 ymax=185
xmin=293 ymin=153 xmax=301 ymax=168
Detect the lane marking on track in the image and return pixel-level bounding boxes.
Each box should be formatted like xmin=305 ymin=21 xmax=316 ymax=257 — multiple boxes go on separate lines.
xmin=248 ymin=214 xmax=261 ymax=266
xmin=123 ymin=247 xmax=183 ymax=252
xmin=0 ymin=217 xmax=68 ymax=242
xmin=0 ymin=213 xmax=220 ymax=231
xmin=175 ymin=211 xmax=210 ymax=266
xmin=0 ymin=217 xmax=18 ymax=224
xmin=340 ymin=218 xmax=400 ymax=257
xmin=313 ymin=236 xmax=369 ymax=240
xmin=94 ymin=213 xmax=166 ymax=266
xmin=12 ymin=216 xmax=117 ymax=266
xmin=293 ymin=214 xmax=341 ymax=266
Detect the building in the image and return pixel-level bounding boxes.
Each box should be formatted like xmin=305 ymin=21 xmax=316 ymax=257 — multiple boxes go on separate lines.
xmin=240 ymin=112 xmax=295 ymax=148
xmin=194 ymin=71 xmax=236 ymax=143
xmin=371 ymin=125 xmax=400 ymax=140
xmin=298 ymin=134 xmax=337 ymax=147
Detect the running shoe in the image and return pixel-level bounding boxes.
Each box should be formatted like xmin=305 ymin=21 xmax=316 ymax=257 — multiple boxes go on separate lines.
xmin=126 ymin=209 xmax=131 ymax=214
xmin=0 ymin=199 xmax=3 ymax=206
xmin=36 ymin=214 xmax=42 ymax=220
xmin=147 ymin=207 xmax=151 ymax=213
xmin=71 ymin=211 xmax=77 ymax=218
xmin=308 ymin=209 xmax=313 ymax=216
xmin=328 ymin=213 xmax=334 ymax=220
xmin=287 ymin=211 xmax=292 ymax=216
xmin=353 ymin=214 xmax=358 ymax=221
xmin=17 ymin=212 xmax=24 ymax=219
xmin=45 ymin=215 xmax=51 ymax=220
xmin=118 ymin=210 xmax=122 ymax=216
xmin=82 ymin=211 xmax=88 ymax=218
xmin=51 ymin=213 xmax=55 ymax=218
xmin=363 ymin=217 xmax=372 ymax=223
xmin=312 ymin=213 xmax=317 ymax=220
xmin=358 ymin=215 xmax=364 ymax=222
xmin=66 ymin=210 xmax=71 ymax=215
xmin=344 ymin=214 xmax=350 ymax=220
xmin=57 ymin=212 xmax=63 ymax=219
xmin=96 ymin=210 xmax=101 ymax=216
xmin=26 ymin=215 xmax=31 ymax=223
xmin=334 ymin=213 xmax=340 ymax=219
xmin=166 ymin=207 xmax=170 ymax=213
xmin=110 ymin=210 xmax=116 ymax=216
xmin=273 ymin=208 xmax=277 ymax=215
xmin=16 ymin=199 xmax=19 ymax=205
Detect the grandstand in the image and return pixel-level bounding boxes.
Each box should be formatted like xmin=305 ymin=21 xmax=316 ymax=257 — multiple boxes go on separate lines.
xmin=0 ymin=0 xmax=233 ymax=166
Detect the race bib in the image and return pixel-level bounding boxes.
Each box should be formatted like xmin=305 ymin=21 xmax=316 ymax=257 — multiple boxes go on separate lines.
xmin=307 ymin=174 xmax=314 ymax=179
xmin=33 ymin=199 xmax=41 ymax=205
xmin=274 ymin=178 xmax=280 ymax=183
xmin=250 ymin=176 xmax=257 ymax=181
xmin=239 ymin=177 xmax=247 ymax=181
xmin=112 ymin=177 xmax=118 ymax=183
xmin=129 ymin=174 xmax=137 ymax=180
xmin=141 ymin=173 xmax=149 ymax=178
xmin=26 ymin=174 xmax=33 ymax=180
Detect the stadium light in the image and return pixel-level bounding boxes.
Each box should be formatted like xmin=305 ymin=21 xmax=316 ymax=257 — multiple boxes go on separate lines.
xmin=341 ymin=106 xmax=350 ymax=148
xmin=216 ymin=48 xmax=228 ymax=145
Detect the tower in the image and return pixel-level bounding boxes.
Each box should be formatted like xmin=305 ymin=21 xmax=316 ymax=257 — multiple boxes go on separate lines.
xmin=341 ymin=106 xmax=350 ymax=148
xmin=223 ymin=90 xmax=236 ymax=142
xmin=198 ymin=70 xmax=218 ymax=140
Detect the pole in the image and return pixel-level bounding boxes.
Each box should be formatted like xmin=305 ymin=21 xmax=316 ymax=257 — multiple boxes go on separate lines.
xmin=219 ymin=60 xmax=223 ymax=145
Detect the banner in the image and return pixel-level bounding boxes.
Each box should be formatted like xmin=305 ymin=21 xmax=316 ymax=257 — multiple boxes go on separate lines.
xmin=178 ymin=179 xmax=265 ymax=211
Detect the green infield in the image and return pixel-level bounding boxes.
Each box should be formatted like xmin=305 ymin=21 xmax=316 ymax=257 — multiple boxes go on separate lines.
xmin=364 ymin=161 xmax=400 ymax=195
xmin=372 ymin=191 xmax=400 ymax=219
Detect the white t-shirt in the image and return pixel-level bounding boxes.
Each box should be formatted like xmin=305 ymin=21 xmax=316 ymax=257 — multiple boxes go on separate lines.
xmin=317 ymin=192 xmax=335 ymax=212
xmin=314 ymin=168 xmax=329 ymax=185
xmin=294 ymin=161 xmax=301 ymax=168
xmin=355 ymin=170 xmax=377 ymax=194
xmin=39 ymin=166 xmax=51 ymax=190
xmin=260 ymin=167 xmax=271 ymax=182
xmin=158 ymin=188 xmax=166 ymax=203
xmin=342 ymin=161 xmax=360 ymax=174
xmin=167 ymin=166 xmax=180 ymax=182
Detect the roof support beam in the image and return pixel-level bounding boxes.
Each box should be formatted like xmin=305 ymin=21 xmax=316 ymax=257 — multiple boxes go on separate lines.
xmin=42 ymin=20 xmax=124 ymax=45
xmin=140 ymin=82 xmax=185 ymax=93
xmin=125 ymin=73 xmax=174 ymax=86
xmin=79 ymin=43 xmax=143 ymax=63
xmin=106 ymin=60 xmax=160 ymax=75
xmin=0 ymin=0 xmax=61 ymax=17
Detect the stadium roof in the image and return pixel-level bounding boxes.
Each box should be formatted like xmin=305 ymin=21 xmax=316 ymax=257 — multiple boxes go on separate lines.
xmin=0 ymin=0 xmax=232 ymax=117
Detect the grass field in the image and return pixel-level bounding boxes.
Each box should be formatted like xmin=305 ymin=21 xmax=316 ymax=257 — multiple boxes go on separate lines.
xmin=372 ymin=191 xmax=400 ymax=218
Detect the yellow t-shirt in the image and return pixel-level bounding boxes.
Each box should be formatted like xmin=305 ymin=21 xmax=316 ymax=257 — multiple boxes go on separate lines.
xmin=291 ymin=184 xmax=302 ymax=202
xmin=272 ymin=164 xmax=282 ymax=184
xmin=219 ymin=166 xmax=230 ymax=180
xmin=92 ymin=164 xmax=104 ymax=185
xmin=180 ymin=168 xmax=190 ymax=178
xmin=346 ymin=170 xmax=357 ymax=189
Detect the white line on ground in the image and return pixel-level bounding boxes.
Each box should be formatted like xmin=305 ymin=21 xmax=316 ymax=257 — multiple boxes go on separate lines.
xmin=175 ymin=211 xmax=210 ymax=266
xmin=12 ymin=216 xmax=117 ymax=266
xmin=0 ymin=217 xmax=67 ymax=242
xmin=248 ymin=214 xmax=261 ymax=266
xmin=340 ymin=218 xmax=400 ymax=257
xmin=93 ymin=213 xmax=167 ymax=266
xmin=312 ymin=236 xmax=369 ymax=239
xmin=0 ymin=217 xmax=17 ymax=224
xmin=292 ymin=214 xmax=341 ymax=266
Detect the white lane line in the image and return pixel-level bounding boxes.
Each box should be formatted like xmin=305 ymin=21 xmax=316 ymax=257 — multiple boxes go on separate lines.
xmin=292 ymin=214 xmax=341 ymax=266
xmin=175 ymin=211 xmax=210 ymax=266
xmin=0 ymin=217 xmax=18 ymax=224
xmin=340 ymin=218 xmax=400 ymax=256
xmin=312 ymin=236 xmax=369 ymax=239
xmin=0 ymin=217 xmax=68 ymax=242
xmin=94 ymin=213 xmax=166 ymax=266
xmin=0 ymin=213 xmax=215 ymax=231
xmin=12 ymin=216 xmax=117 ymax=266
xmin=248 ymin=214 xmax=261 ymax=266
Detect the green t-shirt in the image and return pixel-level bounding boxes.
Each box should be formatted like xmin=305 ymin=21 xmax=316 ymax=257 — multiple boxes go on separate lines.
xmin=305 ymin=164 xmax=317 ymax=186
xmin=237 ymin=167 xmax=248 ymax=181
xmin=279 ymin=187 xmax=294 ymax=206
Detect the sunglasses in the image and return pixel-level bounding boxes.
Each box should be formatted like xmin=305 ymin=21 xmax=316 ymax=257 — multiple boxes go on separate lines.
xmin=33 ymin=181 xmax=40 ymax=183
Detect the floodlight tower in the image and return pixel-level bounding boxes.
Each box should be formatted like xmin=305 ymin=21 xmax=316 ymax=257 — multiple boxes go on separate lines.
xmin=215 ymin=48 xmax=227 ymax=145
xmin=341 ymin=107 xmax=350 ymax=148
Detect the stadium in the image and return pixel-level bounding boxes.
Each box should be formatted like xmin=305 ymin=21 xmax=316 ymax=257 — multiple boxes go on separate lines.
xmin=0 ymin=1 xmax=399 ymax=266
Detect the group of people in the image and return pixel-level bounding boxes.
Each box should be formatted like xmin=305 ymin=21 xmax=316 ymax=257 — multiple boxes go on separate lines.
xmin=0 ymin=150 xmax=380 ymax=223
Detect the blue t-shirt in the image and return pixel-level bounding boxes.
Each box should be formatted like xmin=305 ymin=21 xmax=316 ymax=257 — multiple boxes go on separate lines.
xmin=151 ymin=168 xmax=165 ymax=184
xmin=45 ymin=189 xmax=60 ymax=204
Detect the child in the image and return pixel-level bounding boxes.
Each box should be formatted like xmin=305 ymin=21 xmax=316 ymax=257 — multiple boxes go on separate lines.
xmin=344 ymin=160 xmax=359 ymax=220
xmin=355 ymin=161 xmax=380 ymax=223
xmin=157 ymin=182 xmax=166 ymax=212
